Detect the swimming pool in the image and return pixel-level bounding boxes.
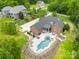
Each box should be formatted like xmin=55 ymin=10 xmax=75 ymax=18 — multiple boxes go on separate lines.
xmin=30 ymin=32 xmax=56 ymax=53
xmin=37 ymin=36 xmax=51 ymax=51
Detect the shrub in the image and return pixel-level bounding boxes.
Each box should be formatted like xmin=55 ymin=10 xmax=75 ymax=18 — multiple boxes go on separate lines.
xmin=37 ymin=10 xmax=47 ymax=18
xmin=63 ymin=24 xmax=70 ymax=31
xmin=0 ymin=18 xmax=16 ymax=35
xmin=19 ymin=12 xmax=24 ymax=20
xmin=0 ymin=36 xmax=22 ymax=59
xmin=48 ymin=2 xmax=69 ymax=14
xmin=48 ymin=2 xmax=58 ymax=12
xmin=24 ymin=16 xmax=32 ymax=22
xmin=70 ymin=15 xmax=79 ymax=26
xmin=52 ymin=11 xmax=57 ymax=17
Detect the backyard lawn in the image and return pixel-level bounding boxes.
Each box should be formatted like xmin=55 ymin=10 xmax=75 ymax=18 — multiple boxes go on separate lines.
xmin=53 ymin=15 xmax=76 ymax=59
xmin=53 ymin=31 xmax=75 ymax=59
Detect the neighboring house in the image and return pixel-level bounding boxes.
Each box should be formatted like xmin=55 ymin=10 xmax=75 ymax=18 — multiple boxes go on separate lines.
xmin=1 ymin=6 xmax=13 ymax=17
xmin=36 ymin=1 xmax=45 ymax=8
xmin=9 ymin=5 xmax=27 ymax=19
xmin=31 ymin=16 xmax=64 ymax=35
xmin=1 ymin=5 xmax=27 ymax=19
xmin=14 ymin=5 xmax=27 ymax=16
xmin=9 ymin=8 xmax=20 ymax=19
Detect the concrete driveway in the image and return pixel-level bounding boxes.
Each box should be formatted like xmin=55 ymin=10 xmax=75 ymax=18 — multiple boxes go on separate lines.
xmin=20 ymin=18 xmax=39 ymax=32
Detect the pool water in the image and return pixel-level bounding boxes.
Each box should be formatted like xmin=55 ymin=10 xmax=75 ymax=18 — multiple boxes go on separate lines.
xmin=37 ymin=36 xmax=51 ymax=51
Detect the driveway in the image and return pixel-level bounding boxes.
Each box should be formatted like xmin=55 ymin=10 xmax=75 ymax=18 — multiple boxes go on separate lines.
xmin=20 ymin=18 xmax=39 ymax=32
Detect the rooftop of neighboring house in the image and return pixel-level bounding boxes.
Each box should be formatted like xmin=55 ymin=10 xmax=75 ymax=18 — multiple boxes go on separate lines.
xmin=37 ymin=1 xmax=45 ymax=5
xmin=1 ymin=5 xmax=26 ymax=14
xmin=32 ymin=16 xmax=64 ymax=30
xmin=14 ymin=5 xmax=26 ymax=12
xmin=1 ymin=6 xmax=13 ymax=12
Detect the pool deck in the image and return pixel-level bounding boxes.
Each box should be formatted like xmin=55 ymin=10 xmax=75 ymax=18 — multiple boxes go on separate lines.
xmin=23 ymin=38 xmax=61 ymax=59
xmin=21 ymin=30 xmax=65 ymax=59
xmin=20 ymin=29 xmax=62 ymax=59
xmin=29 ymin=32 xmax=57 ymax=53
xmin=22 ymin=31 xmax=63 ymax=59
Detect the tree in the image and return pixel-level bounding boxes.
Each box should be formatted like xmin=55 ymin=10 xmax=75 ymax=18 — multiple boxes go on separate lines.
xmin=70 ymin=15 xmax=79 ymax=26
xmin=67 ymin=0 xmax=78 ymax=15
xmin=0 ymin=48 xmax=14 ymax=59
xmin=30 ymin=8 xmax=38 ymax=18
xmin=0 ymin=18 xmax=16 ymax=35
xmin=43 ymin=0 xmax=51 ymax=3
xmin=19 ymin=12 xmax=24 ymax=20
xmin=52 ymin=11 xmax=57 ymax=16
xmin=24 ymin=16 xmax=32 ymax=22
xmin=17 ymin=0 xmax=30 ymax=9
xmin=6 ymin=0 xmax=18 ymax=6
xmin=0 ymin=0 xmax=18 ymax=10
xmin=24 ymin=2 xmax=30 ymax=10
xmin=29 ymin=0 xmax=37 ymax=4
xmin=38 ymin=10 xmax=47 ymax=18
xmin=48 ymin=2 xmax=58 ymax=12
xmin=0 ymin=36 xmax=22 ymax=59
xmin=63 ymin=24 xmax=70 ymax=31
xmin=0 ymin=18 xmax=27 ymax=59
xmin=56 ymin=2 xmax=69 ymax=14
xmin=73 ymin=28 xmax=79 ymax=59
xmin=75 ymin=15 xmax=79 ymax=25
xmin=48 ymin=2 xmax=69 ymax=14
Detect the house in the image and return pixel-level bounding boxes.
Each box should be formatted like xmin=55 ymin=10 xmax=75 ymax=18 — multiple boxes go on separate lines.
xmin=22 ymin=16 xmax=66 ymax=59
xmin=14 ymin=5 xmax=27 ymax=16
xmin=36 ymin=1 xmax=45 ymax=8
xmin=9 ymin=8 xmax=20 ymax=19
xmin=1 ymin=5 xmax=27 ymax=19
xmin=9 ymin=5 xmax=27 ymax=19
xmin=1 ymin=6 xmax=13 ymax=17
xmin=31 ymin=16 xmax=64 ymax=35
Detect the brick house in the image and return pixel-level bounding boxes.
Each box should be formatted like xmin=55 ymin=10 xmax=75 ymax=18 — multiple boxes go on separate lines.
xmin=31 ymin=16 xmax=64 ymax=35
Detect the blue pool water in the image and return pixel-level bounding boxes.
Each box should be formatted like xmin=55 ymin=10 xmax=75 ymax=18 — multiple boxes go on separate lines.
xmin=37 ymin=36 xmax=51 ymax=51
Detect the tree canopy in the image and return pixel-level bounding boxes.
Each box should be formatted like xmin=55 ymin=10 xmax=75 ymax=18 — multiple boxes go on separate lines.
xmin=0 ymin=18 xmax=16 ymax=35
xmin=0 ymin=18 xmax=27 ymax=59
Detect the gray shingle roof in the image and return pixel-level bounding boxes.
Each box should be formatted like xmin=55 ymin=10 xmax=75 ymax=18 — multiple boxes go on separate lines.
xmin=10 ymin=5 xmax=26 ymax=14
xmin=2 ymin=5 xmax=26 ymax=14
xmin=37 ymin=1 xmax=45 ymax=4
xmin=14 ymin=5 xmax=26 ymax=12
xmin=33 ymin=16 xmax=64 ymax=30
xmin=2 ymin=6 xmax=13 ymax=12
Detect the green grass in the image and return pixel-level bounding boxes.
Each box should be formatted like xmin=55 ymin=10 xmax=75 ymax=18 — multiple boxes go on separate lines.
xmin=0 ymin=32 xmax=28 ymax=48
xmin=31 ymin=5 xmax=36 ymax=8
xmin=58 ymin=15 xmax=76 ymax=32
xmin=15 ymin=20 xmax=28 ymax=26
xmin=53 ymin=31 xmax=75 ymax=59
xmin=53 ymin=15 xmax=76 ymax=59
xmin=21 ymin=53 xmax=26 ymax=59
